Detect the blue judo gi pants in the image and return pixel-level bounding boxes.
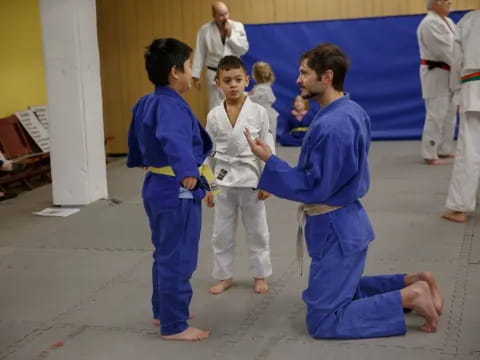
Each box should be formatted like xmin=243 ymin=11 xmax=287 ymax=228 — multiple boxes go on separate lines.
xmin=303 ymin=220 xmax=407 ymax=339
xmin=143 ymin=197 xmax=201 ymax=336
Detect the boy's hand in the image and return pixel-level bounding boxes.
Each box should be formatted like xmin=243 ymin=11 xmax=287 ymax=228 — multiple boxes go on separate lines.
xmin=182 ymin=176 xmax=198 ymax=190
xmin=258 ymin=190 xmax=271 ymax=201
xmin=244 ymin=128 xmax=272 ymax=162
xmin=204 ymin=191 xmax=215 ymax=207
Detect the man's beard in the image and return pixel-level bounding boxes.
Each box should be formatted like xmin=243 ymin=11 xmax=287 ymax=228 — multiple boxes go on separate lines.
xmin=301 ymin=89 xmax=322 ymax=100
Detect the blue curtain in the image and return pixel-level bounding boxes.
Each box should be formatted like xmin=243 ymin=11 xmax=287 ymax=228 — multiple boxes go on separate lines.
xmin=243 ymin=11 xmax=467 ymax=140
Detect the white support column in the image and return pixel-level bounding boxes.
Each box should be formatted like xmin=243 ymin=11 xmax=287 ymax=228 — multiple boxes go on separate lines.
xmin=39 ymin=0 xmax=108 ymax=205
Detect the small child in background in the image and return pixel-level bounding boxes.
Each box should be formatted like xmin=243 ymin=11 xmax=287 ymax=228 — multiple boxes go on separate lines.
xmin=249 ymin=61 xmax=279 ymax=141
xmin=205 ymin=55 xmax=275 ymax=295
xmin=279 ymin=95 xmax=315 ymax=147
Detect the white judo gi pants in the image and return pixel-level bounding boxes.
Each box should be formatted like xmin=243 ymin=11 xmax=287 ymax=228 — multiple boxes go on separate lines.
xmin=421 ymin=95 xmax=457 ymax=160
xmin=206 ymin=69 xmax=223 ymax=110
xmin=212 ymin=186 xmax=272 ymax=280
xmin=446 ymin=111 xmax=480 ymax=212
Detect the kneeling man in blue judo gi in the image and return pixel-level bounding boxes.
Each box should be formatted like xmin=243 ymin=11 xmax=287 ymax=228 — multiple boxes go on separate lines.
xmin=244 ymin=43 xmax=443 ymax=339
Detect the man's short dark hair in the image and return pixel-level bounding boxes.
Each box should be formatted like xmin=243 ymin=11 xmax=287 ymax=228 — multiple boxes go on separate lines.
xmin=144 ymin=38 xmax=192 ymax=86
xmin=216 ymin=55 xmax=247 ymax=78
xmin=300 ymin=43 xmax=349 ymax=91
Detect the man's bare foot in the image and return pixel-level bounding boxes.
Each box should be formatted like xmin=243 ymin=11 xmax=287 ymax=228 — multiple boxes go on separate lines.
xmin=442 ymin=211 xmax=466 ymax=223
xmin=424 ymin=158 xmax=446 ymax=165
xmin=401 ymin=281 xmax=439 ymax=333
xmin=438 ymin=154 xmax=454 ymax=159
xmin=209 ymin=278 xmax=233 ymax=295
xmin=253 ymin=278 xmax=269 ymax=294
xmin=153 ymin=313 xmax=195 ymax=326
xmin=405 ymin=272 xmax=444 ymax=315
xmin=162 ymin=327 xmax=209 ymax=341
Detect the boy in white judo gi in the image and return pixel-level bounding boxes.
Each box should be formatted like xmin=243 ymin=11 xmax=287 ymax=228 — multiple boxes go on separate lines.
xmin=245 ymin=43 xmax=444 ymax=338
xmin=204 ymin=55 xmax=275 ymax=295
xmin=442 ymin=8 xmax=480 ymax=223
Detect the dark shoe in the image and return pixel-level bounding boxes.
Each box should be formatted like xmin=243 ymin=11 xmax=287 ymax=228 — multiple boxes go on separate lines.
xmin=0 ymin=162 xmax=27 ymax=175
xmin=0 ymin=192 xmax=18 ymax=201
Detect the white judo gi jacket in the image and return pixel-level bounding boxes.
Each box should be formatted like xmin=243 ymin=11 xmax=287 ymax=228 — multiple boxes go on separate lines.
xmin=417 ymin=11 xmax=456 ymax=99
xmin=450 ymin=9 xmax=480 ymax=112
xmin=192 ymin=19 xmax=249 ymax=78
xmin=205 ymin=97 xmax=275 ymax=188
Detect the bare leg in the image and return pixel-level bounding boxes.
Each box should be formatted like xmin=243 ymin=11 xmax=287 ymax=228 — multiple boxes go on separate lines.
xmin=209 ymin=278 xmax=233 ymax=295
xmin=162 ymin=327 xmax=210 ymax=341
xmin=401 ymin=281 xmax=439 ymax=332
xmin=404 ymin=272 xmax=443 ymax=315
xmin=253 ymin=278 xmax=269 ymax=294
xmin=424 ymin=159 xmax=446 ymax=165
xmin=442 ymin=211 xmax=467 ymax=223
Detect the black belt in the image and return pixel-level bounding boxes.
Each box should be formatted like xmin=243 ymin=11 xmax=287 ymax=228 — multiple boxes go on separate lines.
xmin=207 ymin=66 xmax=217 ymax=72
xmin=420 ymin=59 xmax=451 ymax=71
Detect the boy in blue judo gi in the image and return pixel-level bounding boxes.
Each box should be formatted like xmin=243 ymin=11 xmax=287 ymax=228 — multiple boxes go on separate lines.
xmin=127 ymin=38 xmax=212 ymax=341
xmin=244 ymin=43 xmax=444 ymax=339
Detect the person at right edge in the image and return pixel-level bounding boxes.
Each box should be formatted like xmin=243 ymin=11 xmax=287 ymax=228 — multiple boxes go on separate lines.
xmin=442 ymin=8 xmax=480 ymax=224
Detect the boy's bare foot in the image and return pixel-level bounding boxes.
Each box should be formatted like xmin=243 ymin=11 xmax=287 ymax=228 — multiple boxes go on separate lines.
xmin=424 ymin=158 xmax=446 ymax=165
xmin=162 ymin=327 xmax=209 ymax=341
xmin=253 ymin=278 xmax=269 ymax=294
xmin=401 ymin=281 xmax=439 ymax=333
xmin=442 ymin=211 xmax=466 ymax=223
xmin=153 ymin=313 xmax=195 ymax=326
xmin=209 ymin=278 xmax=233 ymax=295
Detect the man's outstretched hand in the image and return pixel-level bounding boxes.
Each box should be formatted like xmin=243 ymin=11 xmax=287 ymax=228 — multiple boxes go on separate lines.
xmin=244 ymin=128 xmax=272 ymax=162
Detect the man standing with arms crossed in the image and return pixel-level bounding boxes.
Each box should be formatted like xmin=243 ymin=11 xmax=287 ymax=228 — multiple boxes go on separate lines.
xmin=417 ymin=0 xmax=456 ymax=165
xmin=192 ymin=2 xmax=249 ymax=109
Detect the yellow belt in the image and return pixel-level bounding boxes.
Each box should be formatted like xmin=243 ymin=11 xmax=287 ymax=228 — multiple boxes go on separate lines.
xmin=148 ymin=164 xmax=219 ymax=194
xmin=290 ymin=127 xmax=309 ymax=134
xmin=296 ymin=204 xmax=342 ymax=276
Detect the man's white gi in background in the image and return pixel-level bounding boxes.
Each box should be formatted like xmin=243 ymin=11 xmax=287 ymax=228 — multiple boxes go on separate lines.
xmin=417 ymin=10 xmax=457 ymax=160
xmin=192 ymin=20 xmax=249 ymax=109
xmin=206 ymin=97 xmax=274 ymax=280
xmin=445 ymin=10 xmax=480 ymax=213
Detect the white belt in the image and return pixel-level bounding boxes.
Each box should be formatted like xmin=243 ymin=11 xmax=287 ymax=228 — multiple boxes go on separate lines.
xmin=296 ymin=204 xmax=342 ymax=275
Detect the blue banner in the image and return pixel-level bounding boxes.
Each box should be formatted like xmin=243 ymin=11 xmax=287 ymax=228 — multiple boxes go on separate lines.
xmin=243 ymin=11 xmax=467 ymax=140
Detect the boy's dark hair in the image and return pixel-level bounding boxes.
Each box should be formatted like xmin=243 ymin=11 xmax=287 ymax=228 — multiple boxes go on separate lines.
xmin=144 ymin=38 xmax=192 ymax=86
xmin=216 ymin=55 xmax=247 ymax=78
xmin=300 ymin=43 xmax=349 ymax=91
